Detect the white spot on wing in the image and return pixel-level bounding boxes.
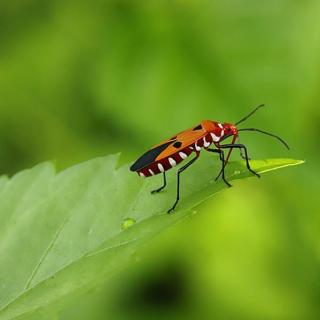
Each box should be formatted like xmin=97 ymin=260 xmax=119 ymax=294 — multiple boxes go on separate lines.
xmin=218 ymin=123 xmax=223 ymax=129
xmin=210 ymin=132 xmax=220 ymax=142
xmin=220 ymin=129 xmax=224 ymax=137
xmin=149 ymin=169 xmax=155 ymax=176
xmin=158 ymin=163 xmax=165 ymax=172
xmin=139 ymin=172 xmax=145 ymax=177
xmin=168 ymin=157 xmax=176 ymax=167
xmin=179 ymin=152 xmax=188 ymax=159
xmin=195 ymin=142 xmax=201 ymax=151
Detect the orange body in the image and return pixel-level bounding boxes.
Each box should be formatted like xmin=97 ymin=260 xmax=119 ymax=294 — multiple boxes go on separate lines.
xmin=130 ymin=120 xmax=238 ymax=177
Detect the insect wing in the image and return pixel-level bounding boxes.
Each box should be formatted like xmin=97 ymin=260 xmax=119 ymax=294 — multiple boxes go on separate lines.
xmin=130 ymin=141 xmax=173 ymax=171
xmin=130 ymin=123 xmax=206 ymax=171
xmin=155 ymin=128 xmax=206 ymax=161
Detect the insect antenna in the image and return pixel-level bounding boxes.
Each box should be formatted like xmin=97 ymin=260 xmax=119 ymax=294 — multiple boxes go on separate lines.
xmin=235 ymin=104 xmax=265 ymax=125
xmin=238 ymin=128 xmax=290 ymax=150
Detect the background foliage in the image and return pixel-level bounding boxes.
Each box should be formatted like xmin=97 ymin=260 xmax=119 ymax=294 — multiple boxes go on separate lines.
xmin=0 ymin=0 xmax=318 ymax=319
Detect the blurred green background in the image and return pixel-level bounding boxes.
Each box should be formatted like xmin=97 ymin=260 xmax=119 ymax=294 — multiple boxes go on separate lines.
xmin=1 ymin=0 xmax=319 ymax=319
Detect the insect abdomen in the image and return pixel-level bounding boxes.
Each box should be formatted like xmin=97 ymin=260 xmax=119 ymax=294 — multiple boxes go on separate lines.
xmin=137 ymin=147 xmax=193 ymax=177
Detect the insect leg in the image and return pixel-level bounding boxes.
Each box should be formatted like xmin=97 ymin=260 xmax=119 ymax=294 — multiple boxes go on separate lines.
xmin=151 ymin=172 xmax=167 ymax=194
xmin=214 ymin=149 xmax=247 ymax=181
xmin=207 ymin=149 xmax=231 ymax=187
xmin=167 ymin=153 xmax=200 ymax=214
xmin=214 ymin=144 xmax=249 ymax=181
xmin=219 ymin=143 xmax=260 ymax=178
xmin=237 ymin=137 xmax=250 ymax=160
xmin=240 ymin=151 xmax=247 ymax=160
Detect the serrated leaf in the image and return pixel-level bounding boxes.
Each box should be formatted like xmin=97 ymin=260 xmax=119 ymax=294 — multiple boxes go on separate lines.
xmin=0 ymin=155 xmax=303 ymax=320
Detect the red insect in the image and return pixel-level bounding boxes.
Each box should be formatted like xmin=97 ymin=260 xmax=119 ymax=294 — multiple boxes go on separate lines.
xmin=130 ymin=105 xmax=289 ymax=213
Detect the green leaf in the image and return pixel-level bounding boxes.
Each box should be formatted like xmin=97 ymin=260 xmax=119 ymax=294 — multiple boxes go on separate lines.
xmin=0 ymin=155 xmax=303 ymax=320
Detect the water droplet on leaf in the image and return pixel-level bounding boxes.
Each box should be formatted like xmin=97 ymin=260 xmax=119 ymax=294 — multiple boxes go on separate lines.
xmin=121 ymin=218 xmax=136 ymax=230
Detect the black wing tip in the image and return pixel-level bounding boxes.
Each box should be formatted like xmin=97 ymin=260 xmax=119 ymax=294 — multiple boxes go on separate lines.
xmin=130 ymin=141 xmax=173 ymax=173
xmin=130 ymin=163 xmax=138 ymax=172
